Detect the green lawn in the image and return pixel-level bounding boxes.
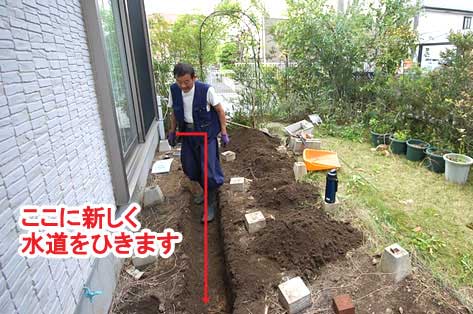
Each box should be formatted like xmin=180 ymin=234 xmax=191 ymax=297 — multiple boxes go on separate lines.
xmin=305 ymin=135 xmax=473 ymax=307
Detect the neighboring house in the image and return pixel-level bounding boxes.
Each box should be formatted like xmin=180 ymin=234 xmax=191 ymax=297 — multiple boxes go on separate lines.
xmin=415 ymin=1 xmax=473 ymax=69
xmin=0 ymin=0 xmax=159 ymax=313
xmin=262 ymin=17 xmax=286 ymax=64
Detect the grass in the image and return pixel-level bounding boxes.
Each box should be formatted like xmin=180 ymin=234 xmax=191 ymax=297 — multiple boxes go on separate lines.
xmin=304 ymin=133 xmax=473 ymax=309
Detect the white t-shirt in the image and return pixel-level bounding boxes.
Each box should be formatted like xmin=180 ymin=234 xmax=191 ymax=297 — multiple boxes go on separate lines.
xmin=168 ymin=85 xmax=221 ymax=123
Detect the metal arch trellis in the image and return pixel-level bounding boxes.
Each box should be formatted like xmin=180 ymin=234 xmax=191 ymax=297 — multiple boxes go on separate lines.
xmin=198 ymin=9 xmax=262 ymax=85
xmin=198 ymin=10 xmax=265 ymax=127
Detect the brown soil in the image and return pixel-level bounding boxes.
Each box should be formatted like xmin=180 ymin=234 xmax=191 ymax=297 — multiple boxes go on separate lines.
xmin=111 ymin=127 xmax=469 ymax=314
xmin=220 ymin=128 xmax=363 ymax=313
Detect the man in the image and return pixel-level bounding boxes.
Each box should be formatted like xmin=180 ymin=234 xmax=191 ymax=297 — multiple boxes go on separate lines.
xmin=167 ymin=63 xmax=229 ymax=223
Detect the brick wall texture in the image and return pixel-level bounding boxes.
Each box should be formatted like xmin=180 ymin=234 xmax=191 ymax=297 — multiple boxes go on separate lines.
xmin=0 ymin=0 xmax=116 ymax=313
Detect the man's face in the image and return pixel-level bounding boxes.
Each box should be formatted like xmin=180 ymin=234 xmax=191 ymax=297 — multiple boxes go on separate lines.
xmin=176 ymin=74 xmax=196 ymax=93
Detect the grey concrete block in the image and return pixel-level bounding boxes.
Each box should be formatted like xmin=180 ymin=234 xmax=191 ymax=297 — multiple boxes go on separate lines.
xmin=244 ymin=211 xmax=266 ymax=234
xmin=132 ymin=255 xmax=158 ymax=270
xmin=230 ymin=177 xmax=245 ymax=192
xmin=379 ymin=243 xmax=412 ymax=283
xmin=143 ymin=186 xmax=164 ymax=207
xmin=323 ymin=198 xmax=341 ymax=211
xmin=304 ymin=139 xmax=322 ymax=149
xmin=221 ymin=151 xmax=236 ymax=162
xmin=278 ymin=277 xmax=312 ymax=314
xmin=158 ymin=140 xmax=171 ymax=152
xmin=293 ymin=162 xmax=307 ymax=181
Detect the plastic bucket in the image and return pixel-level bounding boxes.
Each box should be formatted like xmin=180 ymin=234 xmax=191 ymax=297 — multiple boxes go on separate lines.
xmin=390 ymin=136 xmax=407 ymax=155
xmin=406 ymin=139 xmax=430 ymax=162
xmin=370 ymin=131 xmax=391 ymax=147
xmin=443 ymin=153 xmax=473 ymax=184
xmin=425 ymin=148 xmax=450 ymax=173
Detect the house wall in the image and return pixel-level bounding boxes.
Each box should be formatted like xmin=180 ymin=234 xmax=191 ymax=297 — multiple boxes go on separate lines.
xmin=416 ymin=8 xmax=472 ymax=68
xmin=418 ymin=10 xmax=469 ymax=44
xmin=0 ymin=0 xmax=116 ymax=313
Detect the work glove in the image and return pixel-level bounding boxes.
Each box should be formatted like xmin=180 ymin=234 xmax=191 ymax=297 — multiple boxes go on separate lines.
xmin=168 ymin=131 xmax=177 ymax=147
xmin=221 ymin=133 xmax=230 ymax=147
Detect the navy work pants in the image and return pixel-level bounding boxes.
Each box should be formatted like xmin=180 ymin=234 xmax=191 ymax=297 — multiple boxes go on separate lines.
xmin=181 ymin=134 xmax=224 ymax=190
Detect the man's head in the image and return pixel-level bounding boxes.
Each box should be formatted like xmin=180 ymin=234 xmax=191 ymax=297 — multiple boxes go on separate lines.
xmin=173 ymin=63 xmax=196 ymax=93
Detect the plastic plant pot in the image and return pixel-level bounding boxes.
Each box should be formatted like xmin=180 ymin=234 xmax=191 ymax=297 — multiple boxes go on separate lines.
xmin=425 ymin=147 xmax=451 ymax=173
xmin=389 ymin=135 xmax=407 ymax=155
xmin=443 ymin=153 xmax=473 ymax=184
xmin=406 ymin=139 xmax=430 ymax=162
xmin=370 ymin=130 xmax=391 ymax=147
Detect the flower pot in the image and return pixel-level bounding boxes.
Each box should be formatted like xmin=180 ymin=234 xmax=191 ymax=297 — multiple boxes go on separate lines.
xmin=443 ymin=153 xmax=473 ymax=184
xmin=425 ymin=148 xmax=451 ymax=173
xmin=406 ymin=139 xmax=430 ymax=162
xmin=389 ymin=136 xmax=407 ymax=155
xmin=370 ymin=130 xmax=391 ymax=147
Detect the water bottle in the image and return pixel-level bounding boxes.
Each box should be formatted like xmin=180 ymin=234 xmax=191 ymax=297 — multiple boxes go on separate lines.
xmin=325 ymin=169 xmax=338 ymax=203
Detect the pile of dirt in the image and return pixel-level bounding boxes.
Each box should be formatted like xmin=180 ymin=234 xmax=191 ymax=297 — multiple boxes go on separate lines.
xmin=254 ymin=211 xmax=362 ymax=279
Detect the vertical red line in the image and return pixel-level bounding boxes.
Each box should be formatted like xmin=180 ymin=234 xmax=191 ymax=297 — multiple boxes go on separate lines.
xmin=203 ymin=134 xmax=209 ymax=304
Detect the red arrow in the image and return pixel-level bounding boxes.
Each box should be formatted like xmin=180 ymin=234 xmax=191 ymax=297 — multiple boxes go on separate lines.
xmin=177 ymin=132 xmax=209 ymax=304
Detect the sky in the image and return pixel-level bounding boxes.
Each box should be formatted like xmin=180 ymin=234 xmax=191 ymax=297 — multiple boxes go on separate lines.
xmin=143 ymin=0 xmax=288 ymax=18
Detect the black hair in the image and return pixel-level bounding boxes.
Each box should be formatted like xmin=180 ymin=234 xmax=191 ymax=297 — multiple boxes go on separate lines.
xmin=173 ymin=63 xmax=196 ymax=78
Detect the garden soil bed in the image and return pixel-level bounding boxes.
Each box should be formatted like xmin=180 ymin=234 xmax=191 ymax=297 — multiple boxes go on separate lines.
xmin=110 ymin=127 xmax=468 ymax=314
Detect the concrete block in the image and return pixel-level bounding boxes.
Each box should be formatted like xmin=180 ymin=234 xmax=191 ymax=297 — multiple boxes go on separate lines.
xmin=333 ymin=294 xmax=355 ymax=314
xmin=323 ymin=198 xmax=341 ymax=211
xmin=132 ymin=255 xmax=157 ymax=270
xmin=125 ymin=266 xmax=144 ymax=280
xmin=292 ymin=139 xmax=304 ymax=154
xmin=293 ymin=162 xmax=307 ymax=181
xmin=288 ymin=136 xmax=295 ymax=150
xmin=230 ymin=177 xmax=245 ymax=192
xmin=278 ymin=277 xmax=311 ymax=314
xmin=276 ymin=145 xmax=287 ymax=154
xmin=379 ymin=243 xmax=412 ymax=283
xmin=244 ymin=211 xmax=266 ymax=234
xmin=143 ymin=186 xmax=164 ymax=207
xmin=158 ymin=140 xmax=171 ymax=152
xmin=221 ymin=151 xmax=236 ymax=162
xmin=304 ymin=139 xmax=322 ymax=150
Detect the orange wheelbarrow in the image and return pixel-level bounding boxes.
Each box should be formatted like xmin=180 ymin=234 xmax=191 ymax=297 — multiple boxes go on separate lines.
xmin=303 ymin=149 xmax=341 ymax=171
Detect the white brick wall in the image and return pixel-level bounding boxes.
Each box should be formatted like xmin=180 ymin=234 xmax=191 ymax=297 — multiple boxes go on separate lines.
xmin=0 ymin=1 xmax=116 ymax=313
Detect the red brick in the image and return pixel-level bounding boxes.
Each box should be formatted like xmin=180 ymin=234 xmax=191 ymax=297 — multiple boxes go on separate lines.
xmin=333 ymin=294 xmax=355 ymax=314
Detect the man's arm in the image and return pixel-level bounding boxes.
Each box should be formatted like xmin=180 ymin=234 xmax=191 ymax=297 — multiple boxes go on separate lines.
xmin=169 ymin=111 xmax=177 ymax=133
xmin=214 ymin=103 xmax=227 ymax=135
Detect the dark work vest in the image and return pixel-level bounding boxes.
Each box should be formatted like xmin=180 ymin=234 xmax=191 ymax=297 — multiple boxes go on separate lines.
xmin=170 ymin=80 xmax=221 ymax=139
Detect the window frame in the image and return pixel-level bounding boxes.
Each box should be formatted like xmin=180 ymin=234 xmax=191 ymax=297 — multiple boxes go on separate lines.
xmin=463 ymin=16 xmax=472 ymax=30
xmin=81 ymin=0 xmax=158 ymax=205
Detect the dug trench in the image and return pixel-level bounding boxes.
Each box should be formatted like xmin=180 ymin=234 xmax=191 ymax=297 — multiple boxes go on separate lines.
xmin=111 ymin=127 xmax=468 ymax=314
xmin=110 ymin=151 xmax=232 ymax=314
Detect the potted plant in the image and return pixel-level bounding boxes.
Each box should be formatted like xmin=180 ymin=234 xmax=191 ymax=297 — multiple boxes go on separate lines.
xmin=443 ymin=153 xmax=473 ymax=184
xmin=425 ymin=147 xmax=451 ymax=173
xmin=406 ymin=139 xmax=430 ymax=162
xmin=369 ymin=118 xmax=391 ymax=147
xmin=390 ymin=130 xmax=409 ymax=155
